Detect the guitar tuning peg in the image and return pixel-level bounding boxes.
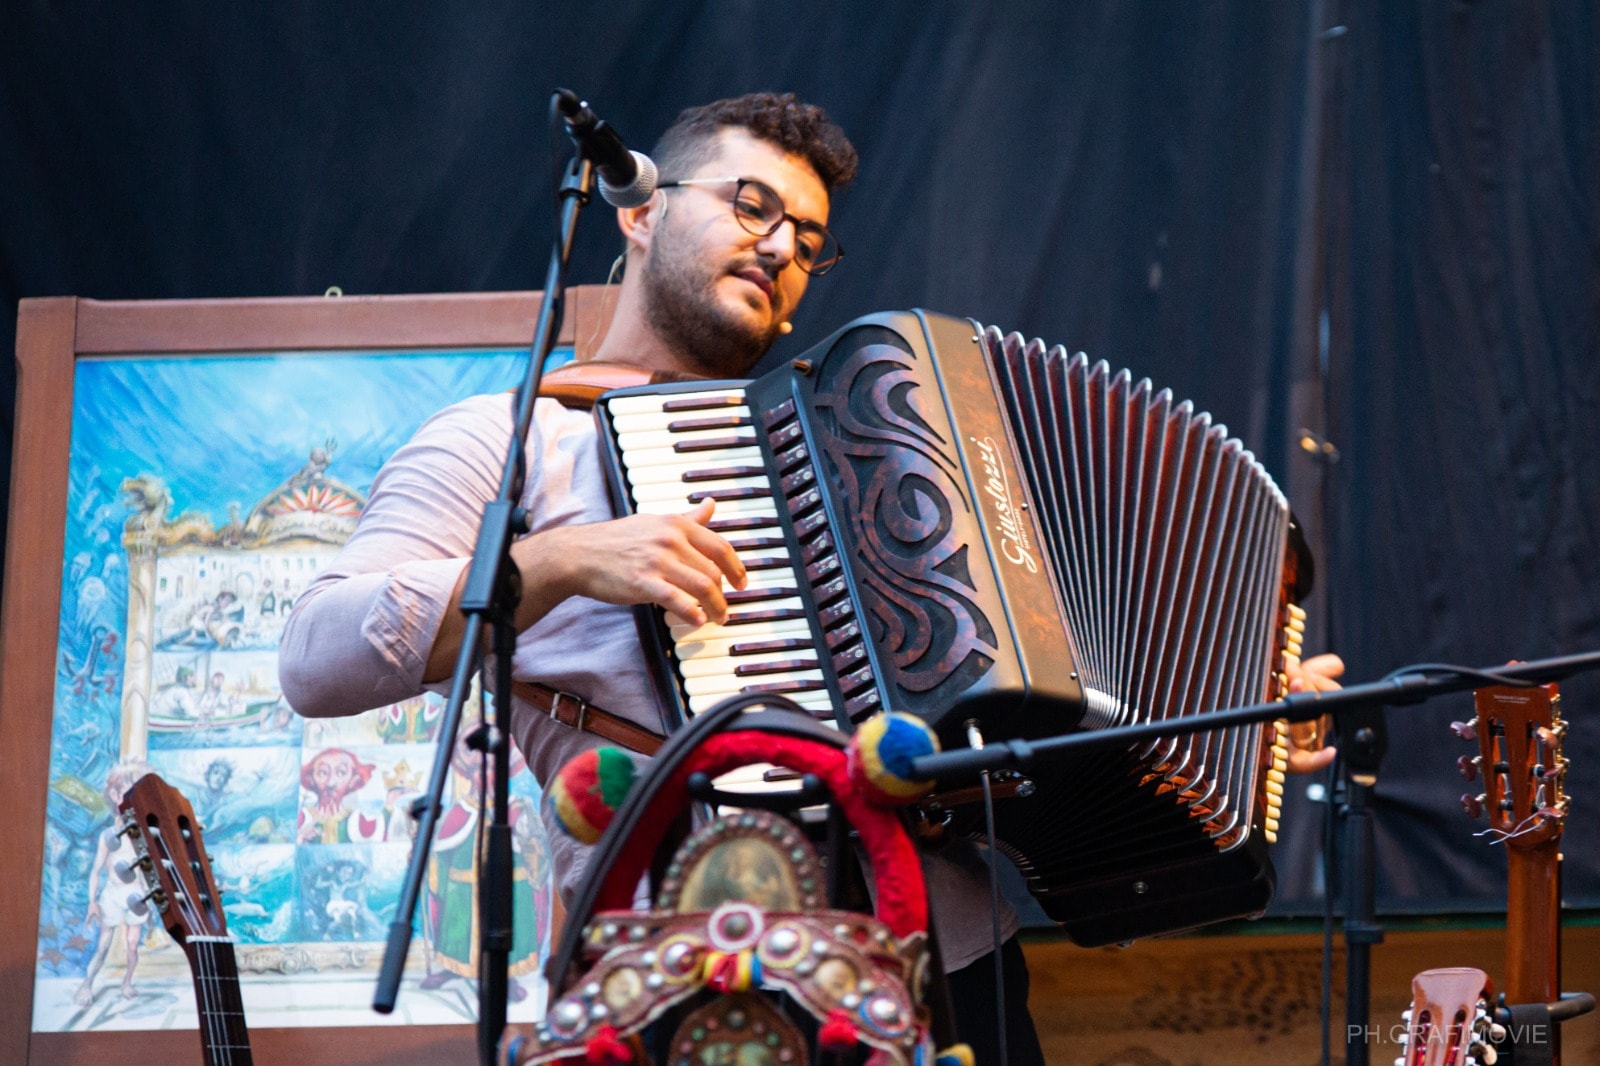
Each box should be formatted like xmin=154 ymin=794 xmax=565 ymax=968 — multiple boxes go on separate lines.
xmin=112 ymin=856 xmax=148 ymax=884
xmin=1471 ymin=1041 xmax=1497 ymax=1064
xmin=1461 ymin=793 xmax=1485 ymax=818
xmin=1457 ymin=754 xmax=1479 ymax=781
xmin=1488 ymin=1022 xmax=1507 ymax=1042
xmin=1451 ymin=718 xmax=1478 ymax=741
xmin=115 ymin=819 xmax=142 ymax=840
xmin=126 ymin=886 xmax=164 ymax=919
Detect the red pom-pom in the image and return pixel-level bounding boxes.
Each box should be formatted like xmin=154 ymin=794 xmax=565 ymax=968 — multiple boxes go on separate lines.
xmin=585 ymin=1024 xmax=633 ymax=1064
xmin=819 ymin=1008 xmax=859 ymax=1051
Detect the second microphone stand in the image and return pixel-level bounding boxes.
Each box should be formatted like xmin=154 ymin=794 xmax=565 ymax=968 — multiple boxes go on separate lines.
xmin=1332 ymin=711 xmax=1387 ymax=1066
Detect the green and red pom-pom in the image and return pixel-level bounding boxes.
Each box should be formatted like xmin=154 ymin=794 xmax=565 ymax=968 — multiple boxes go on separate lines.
xmin=546 ymin=747 xmax=637 ymax=844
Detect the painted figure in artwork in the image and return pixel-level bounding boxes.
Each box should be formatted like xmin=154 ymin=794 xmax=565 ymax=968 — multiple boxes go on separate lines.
xmin=304 ymin=856 xmax=385 ymax=941
xmin=148 ymin=665 xmax=201 ymax=721
xmin=298 ymin=747 xmax=380 ymax=844
xmin=287 ymin=440 xmax=336 ymax=490
xmin=419 ymin=733 xmax=548 ymax=1001
xmin=161 ymin=589 xmax=246 ymax=649
xmin=73 ymin=760 xmax=153 ymax=1006
xmin=190 ymin=756 xmax=248 ymax=841
xmin=679 ymin=837 xmax=799 ymax=912
xmin=195 ymin=670 xmax=236 ymax=724
xmin=374 ymin=694 xmax=443 ymax=745
xmin=200 ymin=757 xmax=234 ymax=811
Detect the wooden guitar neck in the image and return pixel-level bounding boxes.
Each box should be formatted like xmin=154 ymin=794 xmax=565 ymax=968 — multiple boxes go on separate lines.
xmin=121 ymin=773 xmax=254 ymax=1066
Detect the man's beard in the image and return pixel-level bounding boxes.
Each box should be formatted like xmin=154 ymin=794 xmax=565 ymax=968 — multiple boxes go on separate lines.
xmin=315 ymin=790 xmax=350 ymax=815
xmin=639 ymin=221 xmax=783 ymax=378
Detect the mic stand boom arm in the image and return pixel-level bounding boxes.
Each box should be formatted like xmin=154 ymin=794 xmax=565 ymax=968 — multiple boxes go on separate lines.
xmin=907 ymin=649 xmax=1600 ymax=782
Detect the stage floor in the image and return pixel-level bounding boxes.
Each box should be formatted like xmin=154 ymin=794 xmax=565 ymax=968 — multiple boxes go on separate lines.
xmin=1024 ymin=922 xmax=1599 ymax=1065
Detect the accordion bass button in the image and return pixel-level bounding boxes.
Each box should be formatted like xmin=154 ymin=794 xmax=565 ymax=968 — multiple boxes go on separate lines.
xmin=760 ymin=397 xmax=797 ymax=428
xmin=845 ymin=692 xmax=881 ymax=718
xmin=831 ymin=646 xmax=867 ymax=673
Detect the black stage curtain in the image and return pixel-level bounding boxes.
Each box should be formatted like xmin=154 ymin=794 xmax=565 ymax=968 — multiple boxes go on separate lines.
xmin=2 ymin=3 xmax=1595 ymax=914
xmin=1274 ymin=0 xmax=1600 ymax=913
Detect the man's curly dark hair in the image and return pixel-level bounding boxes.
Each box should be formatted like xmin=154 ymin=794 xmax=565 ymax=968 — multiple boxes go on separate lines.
xmin=652 ymin=92 xmax=858 ymax=193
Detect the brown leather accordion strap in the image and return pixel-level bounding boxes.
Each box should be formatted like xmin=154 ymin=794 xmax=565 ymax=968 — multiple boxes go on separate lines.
xmin=510 ymin=680 xmax=664 ymax=756
xmin=536 ymin=360 xmax=700 ymax=410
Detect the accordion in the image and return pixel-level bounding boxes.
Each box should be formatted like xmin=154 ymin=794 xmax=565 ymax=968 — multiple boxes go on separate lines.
xmin=596 ymin=310 xmax=1309 ymax=946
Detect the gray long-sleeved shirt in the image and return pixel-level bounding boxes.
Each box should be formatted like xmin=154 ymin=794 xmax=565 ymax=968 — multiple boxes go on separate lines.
xmin=278 ymin=390 xmax=1017 ymax=970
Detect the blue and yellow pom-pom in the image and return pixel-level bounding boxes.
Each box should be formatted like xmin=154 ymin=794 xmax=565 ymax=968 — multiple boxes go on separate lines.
xmin=545 ymin=747 xmax=636 ymax=844
xmin=935 ymin=1044 xmax=975 ymax=1066
xmin=847 ymin=712 xmax=939 ymax=805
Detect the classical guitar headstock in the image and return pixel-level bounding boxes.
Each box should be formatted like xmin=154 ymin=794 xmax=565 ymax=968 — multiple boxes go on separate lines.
xmin=1453 ymin=682 xmax=1568 ymax=848
xmin=117 ymin=772 xmax=230 ymax=958
xmin=1400 ymin=967 xmax=1503 ymax=1066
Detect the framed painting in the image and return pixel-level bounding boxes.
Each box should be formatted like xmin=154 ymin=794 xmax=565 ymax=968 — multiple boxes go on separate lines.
xmin=1 ymin=287 xmax=615 ymax=1066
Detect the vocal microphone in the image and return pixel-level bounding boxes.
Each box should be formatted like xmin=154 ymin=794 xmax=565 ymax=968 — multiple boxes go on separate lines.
xmin=554 ymin=89 xmax=659 ymax=208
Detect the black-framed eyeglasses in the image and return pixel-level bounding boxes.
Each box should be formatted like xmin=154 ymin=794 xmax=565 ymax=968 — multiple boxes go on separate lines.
xmin=657 ymin=176 xmax=842 ymax=275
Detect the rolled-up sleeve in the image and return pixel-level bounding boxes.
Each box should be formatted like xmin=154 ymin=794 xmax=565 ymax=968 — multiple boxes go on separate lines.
xmin=278 ymin=393 xmax=520 ymax=718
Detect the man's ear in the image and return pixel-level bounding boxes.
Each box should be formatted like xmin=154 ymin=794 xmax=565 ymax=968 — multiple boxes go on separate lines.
xmin=616 ymin=192 xmax=664 ymax=254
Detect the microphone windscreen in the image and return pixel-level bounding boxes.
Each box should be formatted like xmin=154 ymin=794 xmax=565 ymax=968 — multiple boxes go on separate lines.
xmin=599 ymin=151 xmax=659 ymax=208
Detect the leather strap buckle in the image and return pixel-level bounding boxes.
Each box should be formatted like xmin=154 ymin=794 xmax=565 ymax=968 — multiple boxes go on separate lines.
xmin=550 ymin=690 xmax=589 ymax=732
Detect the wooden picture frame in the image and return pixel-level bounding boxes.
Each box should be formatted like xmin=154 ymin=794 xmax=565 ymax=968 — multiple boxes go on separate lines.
xmin=0 ymin=287 xmax=614 ymax=1066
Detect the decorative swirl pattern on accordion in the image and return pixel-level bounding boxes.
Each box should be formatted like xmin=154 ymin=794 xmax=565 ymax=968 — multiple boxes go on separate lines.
xmin=808 ymin=338 xmax=1001 ymax=708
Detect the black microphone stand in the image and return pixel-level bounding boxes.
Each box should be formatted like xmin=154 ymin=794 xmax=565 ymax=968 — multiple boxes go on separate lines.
xmin=373 ymin=103 xmax=599 ymax=1066
xmin=1332 ymin=704 xmax=1387 ymax=1066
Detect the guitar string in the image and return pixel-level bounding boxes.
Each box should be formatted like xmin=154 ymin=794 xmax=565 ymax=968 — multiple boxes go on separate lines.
xmin=1474 ymin=812 xmax=1544 ymax=845
xmin=207 ymin=937 xmax=247 ymax=1065
xmin=159 ymin=835 xmax=228 ymax=1065
xmin=155 ymin=824 xmax=235 ymax=1065
xmin=187 ymin=855 xmax=243 ymax=1065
